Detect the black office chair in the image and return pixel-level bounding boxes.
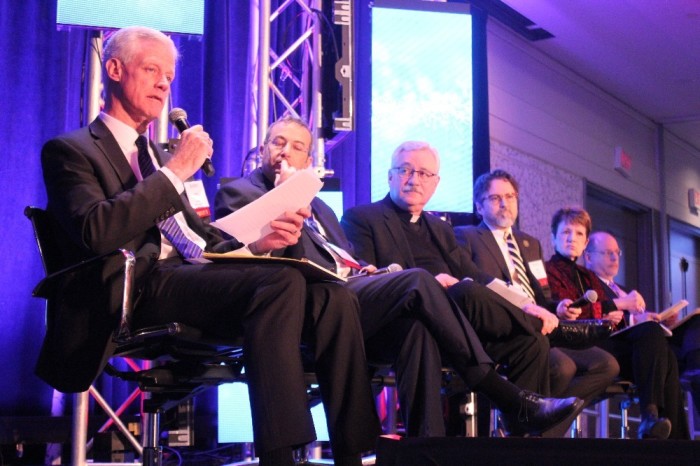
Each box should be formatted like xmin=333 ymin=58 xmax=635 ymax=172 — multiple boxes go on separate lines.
xmin=26 ymin=206 xmax=246 ymax=466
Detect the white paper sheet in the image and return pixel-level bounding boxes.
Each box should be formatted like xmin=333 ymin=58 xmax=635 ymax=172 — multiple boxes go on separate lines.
xmin=212 ymin=169 xmax=323 ymax=244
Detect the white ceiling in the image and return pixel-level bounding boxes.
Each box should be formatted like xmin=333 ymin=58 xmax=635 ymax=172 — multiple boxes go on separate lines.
xmin=500 ymin=0 xmax=700 ymax=152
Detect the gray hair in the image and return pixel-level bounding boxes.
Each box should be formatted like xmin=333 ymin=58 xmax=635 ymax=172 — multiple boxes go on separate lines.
xmin=103 ymin=26 xmax=178 ymax=71
xmin=263 ymin=114 xmax=314 ymax=154
xmin=390 ymin=141 xmax=440 ymax=172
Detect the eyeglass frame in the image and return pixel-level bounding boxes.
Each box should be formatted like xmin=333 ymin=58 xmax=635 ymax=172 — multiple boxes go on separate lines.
xmin=390 ymin=166 xmax=438 ymax=181
xmin=587 ymin=249 xmax=622 ymax=259
xmin=267 ymin=135 xmax=310 ymax=156
xmin=481 ymin=193 xmax=519 ymax=205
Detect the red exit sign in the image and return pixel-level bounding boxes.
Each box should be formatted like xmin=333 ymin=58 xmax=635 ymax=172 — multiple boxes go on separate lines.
xmin=614 ymin=147 xmax=632 ymax=177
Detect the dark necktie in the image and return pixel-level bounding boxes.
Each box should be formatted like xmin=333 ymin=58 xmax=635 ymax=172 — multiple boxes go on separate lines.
xmin=136 ymin=136 xmax=203 ymax=259
xmin=505 ymin=231 xmax=535 ymax=301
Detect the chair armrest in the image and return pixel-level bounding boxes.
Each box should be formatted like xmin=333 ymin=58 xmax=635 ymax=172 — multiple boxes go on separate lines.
xmin=32 ymin=248 xmax=134 ymax=298
xmin=33 ymin=248 xmax=136 ymax=341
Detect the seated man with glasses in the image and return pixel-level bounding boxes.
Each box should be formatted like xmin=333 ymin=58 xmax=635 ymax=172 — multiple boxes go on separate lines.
xmin=584 ymin=230 xmax=698 ymax=438
xmin=217 ymin=123 xmax=583 ymax=438
xmin=454 ymin=170 xmax=619 ymax=428
xmin=547 ymin=210 xmax=688 ymax=439
xmin=340 ymin=141 xmax=589 ymax=433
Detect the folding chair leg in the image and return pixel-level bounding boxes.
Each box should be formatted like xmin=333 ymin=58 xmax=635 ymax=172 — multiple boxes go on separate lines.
xmin=686 ymin=390 xmax=696 ymax=438
xmin=72 ymin=391 xmax=89 ymax=466
xmin=597 ymin=399 xmax=610 ymax=438
xmin=569 ymin=414 xmax=582 ymax=438
xmin=141 ymin=411 xmax=162 ymax=466
xmin=460 ymin=392 xmax=478 ymax=437
xmin=620 ymin=399 xmax=631 ymax=439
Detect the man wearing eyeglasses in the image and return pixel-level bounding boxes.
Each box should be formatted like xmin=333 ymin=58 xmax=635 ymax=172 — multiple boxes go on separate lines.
xmin=585 ymin=230 xmax=700 ymax=436
xmin=340 ymin=142 xmax=589 ymax=432
xmin=218 ymin=128 xmax=583 ymax=438
xmin=453 ymin=170 xmax=619 ymax=422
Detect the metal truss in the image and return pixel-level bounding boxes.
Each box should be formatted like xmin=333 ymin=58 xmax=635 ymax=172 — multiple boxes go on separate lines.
xmin=256 ymin=0 xmax=337 ymax=176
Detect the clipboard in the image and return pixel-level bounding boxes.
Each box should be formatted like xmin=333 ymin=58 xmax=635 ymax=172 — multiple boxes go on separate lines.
xmin=611 ymin=300 xmax=689 ymax=338
xmin=202 ymin=252 xmax=346 ymax=283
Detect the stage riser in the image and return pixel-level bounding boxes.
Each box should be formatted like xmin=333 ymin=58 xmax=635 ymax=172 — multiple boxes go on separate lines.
xmin=376 ymin=437 xmax=699 ymax=466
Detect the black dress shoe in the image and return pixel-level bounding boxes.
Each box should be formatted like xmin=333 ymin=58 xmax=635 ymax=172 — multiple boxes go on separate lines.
xmin=501 ymin=391 xmax=584 ymax=437
xmin=637 ymin=416 xmax=671 ymax=439
xmin=548 ymin=319 xmax=614 ymax=349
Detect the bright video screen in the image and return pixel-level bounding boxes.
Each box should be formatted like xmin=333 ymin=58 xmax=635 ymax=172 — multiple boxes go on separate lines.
xmin=56 ymin=0 xmax=204 ymax=35
xmin=218 ymin=382 xmax=329 ymax=443
xmin=371 ymin=0 xmax=473 ymax=212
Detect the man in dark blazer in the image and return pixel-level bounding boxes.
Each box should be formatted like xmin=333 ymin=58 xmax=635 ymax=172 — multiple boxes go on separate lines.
xmin=453 ymin=170 xmax=618 ymax=408
xmin=216 ymin=117 xmax=583 ymax=438
xmin=341 ymin=143 xmax=568 ymax=395
xmin=39 ymin=26 xmax=379 ymax=466
xmin=584 ymin=230 xmax=693 ymax=439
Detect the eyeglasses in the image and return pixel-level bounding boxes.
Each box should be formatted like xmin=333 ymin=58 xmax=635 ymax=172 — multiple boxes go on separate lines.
xmin=482 ymin=193 xmax=518 ymax=205
xmin=391 ymin=167 xmax=437 ymax=181
xmin=268 ymin=136 xmax=309 ymax=155
xmin=589 ymin=250 xmax=622 ymax=259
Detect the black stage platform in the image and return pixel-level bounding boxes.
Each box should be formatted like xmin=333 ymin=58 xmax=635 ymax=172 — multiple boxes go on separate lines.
xmin=375 ymin=436 xmax=699 ymax=466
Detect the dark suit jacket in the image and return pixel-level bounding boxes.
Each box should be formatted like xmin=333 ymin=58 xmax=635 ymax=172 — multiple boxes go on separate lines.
xmin=342 ymin=197 xmax=554 ymax=341
xmin=215 ymin=168 xmax=358 ymax=271
xmin=340 ymin=195 xmax=491 ymax=284
xmin=39 ymin=117 xmax=239 ymax=392
xmin=454 ymin=222 xmax=556 ymax=312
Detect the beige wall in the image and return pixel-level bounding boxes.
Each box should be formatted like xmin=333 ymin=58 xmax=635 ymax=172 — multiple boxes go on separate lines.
xmin=486 ymin=19 xmax=700 ymax=250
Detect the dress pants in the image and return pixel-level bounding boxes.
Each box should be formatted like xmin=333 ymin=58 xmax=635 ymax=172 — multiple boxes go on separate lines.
xmin=548 ymin=347 xmax=619 ymax=403
xmin=446 ymin=280 xmax=551 ymax=396
xmin=134 ymin=259 xmax=380 ymax=455
xmin=346 ymin=269 xmax=492 ymax=437
xmin=599 ymin=321 xmax=689 ymax=439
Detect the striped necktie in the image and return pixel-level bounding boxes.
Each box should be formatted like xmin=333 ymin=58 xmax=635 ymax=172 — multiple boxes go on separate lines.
xmin=305 ymin=216 xmax=362 ymax=270
xmin=505 ymin=231 xmax=535 ymax=301
xmin=136 ymin=136 xmax=203 ymax=259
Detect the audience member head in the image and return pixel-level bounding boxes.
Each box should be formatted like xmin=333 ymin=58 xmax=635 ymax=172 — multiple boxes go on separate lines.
xmin=388 ymin=141 xmax=441 ymax=215
xmin=102 ymin=26 xmax=179 ymax=132
xmin=584 ymin=231 xmax=622 ymax=281
xmin=261 ymin=115 xmax=313 ymax=183
xmin=473 ymin=169 xmax=520 ymax=230
xmin=550 ymin=206 xmax=592 ymax=260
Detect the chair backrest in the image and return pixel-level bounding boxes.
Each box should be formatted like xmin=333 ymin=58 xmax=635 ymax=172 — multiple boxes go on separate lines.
xmin=24 ymin=206 xmax=87 ymax=275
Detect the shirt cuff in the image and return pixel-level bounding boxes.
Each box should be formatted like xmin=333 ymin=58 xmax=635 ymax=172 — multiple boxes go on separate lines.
xmin=161 ymin=166 xmax=185 ymax=194
xmin=246 ymin=243 xmax=272 ymax=257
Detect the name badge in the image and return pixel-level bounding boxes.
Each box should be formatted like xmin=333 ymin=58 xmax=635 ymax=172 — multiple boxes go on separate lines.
xmin=528 ymin=259 xmax=549 ymax=287
xmin=184 ymin=180 xmax=211 ymax=218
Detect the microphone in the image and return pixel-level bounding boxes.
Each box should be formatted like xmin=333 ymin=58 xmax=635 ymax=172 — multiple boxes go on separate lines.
xmin=168 ymin=108 xmax=215 ymax=177
xmin=370 ymin=263 xmax=403 ymax=276
xmin=567 ymin=289 xmax=598 ymax=308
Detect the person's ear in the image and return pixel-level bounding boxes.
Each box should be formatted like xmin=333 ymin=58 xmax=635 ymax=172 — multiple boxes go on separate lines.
xmin=104 ymin=58 xmax=122 ymax=81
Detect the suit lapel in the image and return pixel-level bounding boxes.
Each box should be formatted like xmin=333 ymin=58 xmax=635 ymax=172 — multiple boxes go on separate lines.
xmin=88 ymin=118 xmax=138 ymax=189
xmin=477 ymin=222 xmax=513 ymax=281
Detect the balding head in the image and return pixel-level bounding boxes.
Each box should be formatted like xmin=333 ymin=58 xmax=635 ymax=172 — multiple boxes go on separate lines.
xmin=584 ymin=231 xmax=621 ymax=281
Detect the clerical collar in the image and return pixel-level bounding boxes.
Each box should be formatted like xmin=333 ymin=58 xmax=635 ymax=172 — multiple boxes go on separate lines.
xmin=388 ymin=198 xmax=422 ymax=225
